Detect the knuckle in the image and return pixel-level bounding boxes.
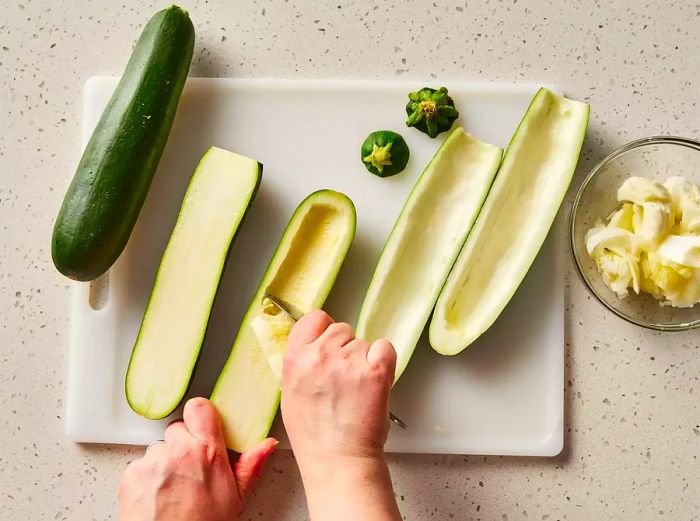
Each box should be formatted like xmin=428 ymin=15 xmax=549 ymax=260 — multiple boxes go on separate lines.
xmin=287 ymin=351 xmax=316 ymax=376
xmin=371 ymin=340 xmax=397 ymax=367
xmin=332 ymin=322 xmax=355 ymax=340
xmin=310 ymin=348 xmax=328 ymax=369
xmin=333 ymin=322 xmax=353 ymax=332
xmin=164 ymin=421 xmax=183 ymax=437
xmin=192 ymin=440 xmax=220 ymax=467
xmin=329 ymin=359 xmax=349 ymax=378
xmin=371 ymin=361 xmax=393 ymax=384
xmin=118 ymin=460 xmax=148 ymax=494
xmin=377 ymin=338 xmax=396 ymax=356
xmin=303 ymin=309 xmax=331 ymax=328
xmin=354 ymin=339 xmax=370 ymax=351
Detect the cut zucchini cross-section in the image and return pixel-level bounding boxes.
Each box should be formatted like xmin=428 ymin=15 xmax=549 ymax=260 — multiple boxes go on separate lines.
xmin=125 ymin=147 xmax=261 ymax=420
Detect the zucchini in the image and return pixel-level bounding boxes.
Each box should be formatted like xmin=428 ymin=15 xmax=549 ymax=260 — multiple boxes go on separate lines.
xmin=126 ymin=147 xmax=261 ymax=419
xmin=356 ymin=127 xmax=503 ymax=380
xmin=430 ymin=88 xmax=589 ymax=355
xmin=210 ymin=190 xmax=356 ymax=452
xmin=52 ymin=6 xmax=194 ymax=281
xmin=360 ymin=130 xmax=410 ymax=178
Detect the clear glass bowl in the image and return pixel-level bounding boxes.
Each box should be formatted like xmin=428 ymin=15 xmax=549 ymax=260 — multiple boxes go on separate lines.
xmin=571 ymin=136 xmax=700 ymax=331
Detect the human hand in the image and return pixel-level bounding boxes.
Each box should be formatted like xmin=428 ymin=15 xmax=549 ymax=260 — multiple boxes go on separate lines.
xmin=281 ymin=311 xmax=401 ymax=521
xmin=118 ymin=398 xmax=277 ymax=521
xmin=281 ymin=310 xmax=396 ymax=466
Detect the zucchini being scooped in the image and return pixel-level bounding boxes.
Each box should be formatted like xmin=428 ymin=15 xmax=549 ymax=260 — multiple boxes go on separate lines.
xmin=52 ymin=5 xmax=194 ymax=281
xmin=356 ymin=127 xmax=503 ymax=380
xmin=430 ymin=88 xmax=589 ymax=355
xmin=210 ymin=190 xmax=356 ymax=452
xmin=126 ymin=147 xmax=261 ymax=419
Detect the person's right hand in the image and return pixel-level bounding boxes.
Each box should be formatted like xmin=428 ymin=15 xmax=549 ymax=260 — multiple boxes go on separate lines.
xmin=281 ymin=310 xmax=401 ymax=521
xmin=281 ymin=310 xmax=396 ymax=465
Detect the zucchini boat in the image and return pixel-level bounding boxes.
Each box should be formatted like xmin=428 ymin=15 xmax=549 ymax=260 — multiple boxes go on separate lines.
xmin=210 ymin=190 xmax=356 ymax=452
xmin=356 ymin=127 xmax=503 ymax=380
xmin=126 ymin=147 xmax=261 ymax=419
xmin=430 ymin=88 xmax=589 ymax=355
xmin=52 ymin=5 xmax=194 ymax=280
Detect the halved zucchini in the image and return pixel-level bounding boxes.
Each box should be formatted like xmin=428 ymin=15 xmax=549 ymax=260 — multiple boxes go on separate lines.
xmin=210 ymin=190 xmax=356 ymax=452
xmin=125 ymin=147 xmax=261 ymax=419
xmin=430 ymin=88 xmax=589 ymax=355
xmin=356 ymin=127 xmax=503 ymax=380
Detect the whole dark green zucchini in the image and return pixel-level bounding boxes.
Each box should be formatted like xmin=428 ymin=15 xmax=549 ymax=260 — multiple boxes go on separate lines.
xmin=52 ymin=5 xmax=194 ymax=280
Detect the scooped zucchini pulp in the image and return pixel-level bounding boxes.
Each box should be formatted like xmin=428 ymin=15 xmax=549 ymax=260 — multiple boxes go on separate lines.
xmin=430 ymin=88 xmax=589 ymax=355
xmin=356 ymin=127 xmax=503 ymax=380
xmin=126 ymin=147 xmax=261 ymax=419
xmin=210 ymin=190 xmax=356 ymax=452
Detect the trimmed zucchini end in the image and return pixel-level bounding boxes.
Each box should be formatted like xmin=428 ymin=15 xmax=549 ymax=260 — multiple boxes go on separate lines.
xmin=360 ymin=130 xmax=410 ymax=178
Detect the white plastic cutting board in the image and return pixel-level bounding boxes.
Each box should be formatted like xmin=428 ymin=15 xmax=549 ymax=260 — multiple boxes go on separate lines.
xmin=66 ymin=78 xmax=563 ymax=456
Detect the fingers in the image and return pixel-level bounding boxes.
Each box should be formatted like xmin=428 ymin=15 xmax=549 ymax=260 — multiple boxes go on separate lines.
xmin=316 ymin=322 xmax=355 ymax=348
xmin=343 ymin=338 xmax=370 ymax=357
xmin=163 ymin=419 xmax=189 ymax=446
xmin=144 ymin=440 xmax=167 ymax=458
xmin=233 ymin=437 xmax=278 ymax=501
xmin=288 ymin=310 xmax=333 ymax=347
xmin=183 ymin=398 xmax=226 ymax=449
xmin=367 ymin=339 xmax=397 ymax=378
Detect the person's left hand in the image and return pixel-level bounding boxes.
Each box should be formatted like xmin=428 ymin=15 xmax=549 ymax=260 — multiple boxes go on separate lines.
xmin=118 ymin=397 xmax=277 ymax=521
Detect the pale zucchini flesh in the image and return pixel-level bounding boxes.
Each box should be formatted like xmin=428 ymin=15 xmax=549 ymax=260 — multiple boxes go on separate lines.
xmin=430 ymin=88 xmax=589 ymax=355
xmin=356 ymin=127 xmax=503 ymax=380
xmin=210 ymin=190 xmax=356 ymax=452
xmin=125 ymin=147 xmax=261 ymax=419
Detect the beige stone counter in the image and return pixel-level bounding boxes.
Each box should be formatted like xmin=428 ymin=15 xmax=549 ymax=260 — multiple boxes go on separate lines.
xmin=1 ymin=1 xmax=698 ymax=519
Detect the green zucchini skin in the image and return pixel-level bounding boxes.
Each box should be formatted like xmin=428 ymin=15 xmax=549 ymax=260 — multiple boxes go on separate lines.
xmin=52 ymin=6 xmax=194 ymax=281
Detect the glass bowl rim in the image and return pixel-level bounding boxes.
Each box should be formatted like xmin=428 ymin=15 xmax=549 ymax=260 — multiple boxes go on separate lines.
xmin=570 ymin=135 xmax=700 ymax=332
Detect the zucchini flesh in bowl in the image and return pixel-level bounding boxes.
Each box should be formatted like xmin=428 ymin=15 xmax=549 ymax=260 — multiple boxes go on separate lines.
xmin=210 ymin=190 xmax=356 ymax=452
xmin=125 ymin=147 xmax=261 ymax=419
xmin=430 ymin=88 xmax=589 ymax=355
xmin=356 ymin=127 xmax=503 ymax=380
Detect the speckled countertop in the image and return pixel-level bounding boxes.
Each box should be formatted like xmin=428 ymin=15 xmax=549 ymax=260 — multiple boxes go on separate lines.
xmin=1 ymin=1 xmax=698 ymax=520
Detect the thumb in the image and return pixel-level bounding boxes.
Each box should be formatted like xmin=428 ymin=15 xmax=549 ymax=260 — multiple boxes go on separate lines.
xmin=182 ymin=397 xmax=226 ymax=448
xmin=233 ymin=437 xmax=278 ymax=500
